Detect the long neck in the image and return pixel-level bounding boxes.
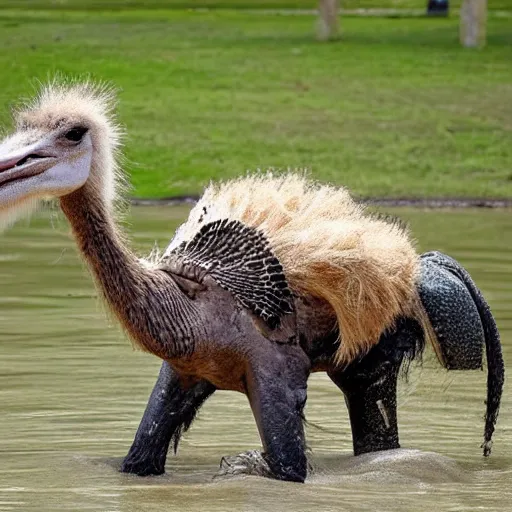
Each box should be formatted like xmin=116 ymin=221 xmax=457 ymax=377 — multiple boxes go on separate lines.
xmin=61 ymin=185 xmax=142 ymax=301
xmin=60 ymin=184 xmax=199 ymax=359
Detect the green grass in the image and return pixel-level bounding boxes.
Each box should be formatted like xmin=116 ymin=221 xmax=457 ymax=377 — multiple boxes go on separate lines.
xmin=0 ymin=6 xmax=510 ymax=198
xmin=2 ymin=1 xmax=512 ymax=11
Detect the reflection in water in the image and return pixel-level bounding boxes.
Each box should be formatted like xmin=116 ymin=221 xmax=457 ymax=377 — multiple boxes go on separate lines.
xmin=0 ymin=206 xmax=510 ymax=511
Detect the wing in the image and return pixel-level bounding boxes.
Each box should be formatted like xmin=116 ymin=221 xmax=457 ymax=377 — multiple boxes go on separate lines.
xmin=160 ymin=219 xmax=294 ymax=329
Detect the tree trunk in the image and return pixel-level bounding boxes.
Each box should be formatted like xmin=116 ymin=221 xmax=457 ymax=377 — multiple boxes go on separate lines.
xmin=317 ymin=0 xmax=340 ymax=41
xmin=460 ymin=0 xmax=487 ymax=47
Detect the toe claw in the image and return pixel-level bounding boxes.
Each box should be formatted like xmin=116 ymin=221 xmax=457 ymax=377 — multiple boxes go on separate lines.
xmin=214 ymin=450 xmax=273 ymax=479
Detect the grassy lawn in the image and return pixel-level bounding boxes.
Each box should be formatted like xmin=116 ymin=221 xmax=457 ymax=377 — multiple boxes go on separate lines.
xmin=0 ymin=4 xmax=510 ymax=198
xmin=2 ymin=1 xmax=512 ymax=11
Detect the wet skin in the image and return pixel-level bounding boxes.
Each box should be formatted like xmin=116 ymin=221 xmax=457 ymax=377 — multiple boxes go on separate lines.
xmin=121 ymin=252 xmax=504 ymax=482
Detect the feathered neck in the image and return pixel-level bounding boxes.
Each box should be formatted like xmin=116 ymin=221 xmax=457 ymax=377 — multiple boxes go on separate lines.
xmin=60 ymin=182 xmax=144 ymax=309
xmin=59 ymin=182 xmax=159 ymax=352
xmin=59 ymin=181 xmax=201 ymax=360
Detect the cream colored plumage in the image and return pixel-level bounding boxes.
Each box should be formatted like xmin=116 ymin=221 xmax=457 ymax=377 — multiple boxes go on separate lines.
xmin=168 ymin=172 xmax=435 ymax=363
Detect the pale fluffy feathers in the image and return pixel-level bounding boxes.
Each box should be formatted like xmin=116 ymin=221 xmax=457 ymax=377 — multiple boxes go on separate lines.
xmin=14 ymin=78 xmax=126 ymax=210
xmin=0 ymin=196 xmax=39 ymax=233
xmin=170 ymin=173 xmax=431 ymax=363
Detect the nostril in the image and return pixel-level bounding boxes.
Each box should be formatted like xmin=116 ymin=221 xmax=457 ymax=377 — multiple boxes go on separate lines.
xmin=15 ymin=154 xmax=46 ymax=167
xmin=0 ymin=153 xmax=49 ymax=173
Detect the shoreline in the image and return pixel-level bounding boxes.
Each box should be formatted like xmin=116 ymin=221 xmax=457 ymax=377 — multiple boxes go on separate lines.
xmin=131 ymin=196 xmax=512 ymax=209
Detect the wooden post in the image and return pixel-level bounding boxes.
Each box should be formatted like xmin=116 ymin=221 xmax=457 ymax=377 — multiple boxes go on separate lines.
xmin=317 ymin=0 xmax=340 ymax=41
xmin=460 ymin=0 xmax=487 ymax=47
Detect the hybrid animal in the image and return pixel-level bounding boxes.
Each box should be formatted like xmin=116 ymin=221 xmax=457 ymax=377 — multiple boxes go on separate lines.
xmin=0 ymin=82 xmax=504 ymax=482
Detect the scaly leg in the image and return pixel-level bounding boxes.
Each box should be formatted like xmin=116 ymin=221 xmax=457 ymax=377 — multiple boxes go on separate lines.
xmin=217 ymin=344 xmax=310 ymax=482
xmin=329 ymin=318 xmax=423 ymax=455
xmin=121 ymin=361 xmax=215 ymax=476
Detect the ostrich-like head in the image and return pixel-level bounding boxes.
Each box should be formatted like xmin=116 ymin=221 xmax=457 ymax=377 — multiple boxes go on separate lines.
xmin=0 ymin=81 xmax=122 ymax=229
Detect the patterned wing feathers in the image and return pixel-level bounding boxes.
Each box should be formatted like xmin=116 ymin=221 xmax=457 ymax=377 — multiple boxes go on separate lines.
xmin=161 ymin=219 xmax=294 ymax=328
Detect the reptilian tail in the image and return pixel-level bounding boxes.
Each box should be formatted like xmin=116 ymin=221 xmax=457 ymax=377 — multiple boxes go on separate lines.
xmin=421 ymin=251 xmax=505 ymax=457
xmin=454 ymin=259 xmax=504 ymax=457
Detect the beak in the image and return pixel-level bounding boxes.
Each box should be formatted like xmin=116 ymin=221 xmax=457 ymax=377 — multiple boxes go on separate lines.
xmin=0 ymin=136 xmax=56 ymax=187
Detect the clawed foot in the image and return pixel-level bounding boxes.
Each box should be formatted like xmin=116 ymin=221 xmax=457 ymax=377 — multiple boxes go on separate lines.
xmin=214 ymin=450 xmax=274 ymax=480
xmin=214 ymin=450 xmax=313 ymax=481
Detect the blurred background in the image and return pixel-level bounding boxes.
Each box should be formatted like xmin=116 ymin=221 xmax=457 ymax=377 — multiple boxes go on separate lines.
xmin=0 ymin=2 xmax=511 ymax=511
xmin=0 ymin=0 xmax=510 ymax=199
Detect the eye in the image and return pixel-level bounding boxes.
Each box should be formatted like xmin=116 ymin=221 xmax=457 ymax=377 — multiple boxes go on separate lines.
xmin=64 ymin=126 xmax=88 ymax=142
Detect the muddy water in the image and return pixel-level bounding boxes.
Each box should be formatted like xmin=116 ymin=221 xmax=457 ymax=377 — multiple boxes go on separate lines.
xmin=0 ymin=206 xmax=510 ymax=512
